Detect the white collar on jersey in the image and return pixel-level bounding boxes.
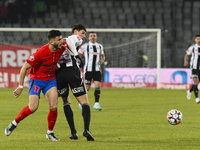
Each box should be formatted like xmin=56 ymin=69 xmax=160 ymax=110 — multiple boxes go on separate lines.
xmin=89 ymin=41 xmax=97 ymax=46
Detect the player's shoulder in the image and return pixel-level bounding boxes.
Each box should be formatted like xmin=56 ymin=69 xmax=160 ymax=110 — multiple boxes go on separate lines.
xmin=82 ymin=42 xmax=89 ymax=46
xmin=36 ymin=44 xmax=49 ymax=53
xmin=96 ymin=42 xmax=103 ymax=48
xmin=68 ymin=34 xmax=82 ymax=41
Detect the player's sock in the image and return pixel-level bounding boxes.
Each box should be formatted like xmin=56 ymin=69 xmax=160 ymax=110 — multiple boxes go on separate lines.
xmin=94 ymin=87 xmax=100 ymax=103
xmin=82 ymin=103 xmax=91 ymax=131
xmin=193 ymin=84 xmax=198 ymax=98
xmin=47 ymin=109 xmax=57 ymax=131
xmin=63 ymin=102 xmax=76 ymax=134
xmin=190 ymin=84 xmax=195 ymax=93
xmin=15 ymin=106 xmax=33 ymax=123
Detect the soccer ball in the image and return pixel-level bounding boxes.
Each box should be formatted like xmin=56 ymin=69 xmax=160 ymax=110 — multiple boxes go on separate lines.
xmin=166 ymin=109 xmax=183 ymax=125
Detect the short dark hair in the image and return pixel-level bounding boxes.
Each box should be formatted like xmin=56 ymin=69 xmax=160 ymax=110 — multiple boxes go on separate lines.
xmin=89 ymin=32 xmax=96 ymax=34
xmin=47 ymin=30 xmax=61 ymax=41
xmin=195 ymin=35 xmax=200 ymax=38
xmin=71 ymin=23 xmax=87 ymax=33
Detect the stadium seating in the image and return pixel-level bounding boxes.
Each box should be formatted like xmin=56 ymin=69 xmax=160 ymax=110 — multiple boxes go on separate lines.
xmin=1 ymin=0 xmax=199 ymax=68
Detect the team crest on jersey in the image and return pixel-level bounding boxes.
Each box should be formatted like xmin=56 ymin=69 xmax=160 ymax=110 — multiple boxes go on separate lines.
xmin=28 ymin=56 xmax=35 ymax=61
xmin=77 ymin=36 xmax=81 ymax=41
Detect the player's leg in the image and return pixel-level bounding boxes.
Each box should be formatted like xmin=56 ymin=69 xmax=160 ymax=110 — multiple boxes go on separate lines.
xmin=5 ymin=95 xmax=38 ymax=136
xmin=62 ymin=95 xmax=78 ymax=140
xmin=78 ymin=72 xmax=92 ymax=110
xmin=84 ymin=72 xmax=92 ymax=91
xmin=93 ymin=71 xmax=102 ymax=110
xmin=189 ymin=70 xmax=200 ymax=103
xmin=70 ymin=70 xmax=94 ymax=141
xmin=44 ymin=79 xmax=59 ymax=141
xmin=187 ymin=84 xmax=193 ymax=100
xmin=56 ymin=68 xmax=78 ymax=139
xmin=76 ymin=95 xmax=94 ymax=141
xmin=5 ymin=79 xmax=42 ymax=136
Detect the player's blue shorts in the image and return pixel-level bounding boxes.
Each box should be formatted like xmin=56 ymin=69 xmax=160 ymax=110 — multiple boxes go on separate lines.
xmin=29 ymin=78 xmax=57 ymax=97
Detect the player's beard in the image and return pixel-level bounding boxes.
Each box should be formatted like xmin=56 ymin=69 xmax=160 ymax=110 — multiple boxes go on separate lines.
xmin=54 ymin=44 xmax=61 ymax=49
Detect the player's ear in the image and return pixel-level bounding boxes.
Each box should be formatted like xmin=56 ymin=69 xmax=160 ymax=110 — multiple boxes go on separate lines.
xmin=49 ymin=38 xmax=55 ymax=45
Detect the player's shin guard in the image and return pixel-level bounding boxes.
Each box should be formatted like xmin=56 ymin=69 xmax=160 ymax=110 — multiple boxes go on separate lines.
xmin=63 ymin=102 xmax=76 ymax=134
xmin=47 ymin=109 xmax=57 ymax=131
xmin=94 ymin=87 xmax=100 ymax=103
xmin=82 ymin=103 xmax=91 ymax=131
xmin=15 ymin=106 xmax=33 ymax=123
xmin=193 ymin=84 xmax=198 ymax=98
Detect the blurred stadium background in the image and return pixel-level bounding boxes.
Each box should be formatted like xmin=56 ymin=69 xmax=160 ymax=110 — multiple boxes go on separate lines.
xmin=0 ymin=0 xmax=197 ymax=88
xmin=0 ymin=0 xmax=196 ymax=67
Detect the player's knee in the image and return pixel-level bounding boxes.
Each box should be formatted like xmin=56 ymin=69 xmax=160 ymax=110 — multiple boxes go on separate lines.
xmin=50 ymin=105 xmax=57 ymax=111
xmin=29 ymin=105 xmax=38 ymax=112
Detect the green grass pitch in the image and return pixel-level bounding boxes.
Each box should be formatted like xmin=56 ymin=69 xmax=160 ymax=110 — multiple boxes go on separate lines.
xmin=1 ymin=88 xmax=200 ymax=150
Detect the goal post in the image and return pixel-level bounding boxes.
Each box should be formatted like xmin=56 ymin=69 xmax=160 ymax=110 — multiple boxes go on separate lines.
xmin=0 ymin=28 xmax=161 ymax=88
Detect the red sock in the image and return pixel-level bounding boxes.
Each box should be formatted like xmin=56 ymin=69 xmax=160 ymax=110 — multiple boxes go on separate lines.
xmin=47 ymin=110 xmax=57 ymax=131
xmin=15 ymin=106 xmax=33 ymax=123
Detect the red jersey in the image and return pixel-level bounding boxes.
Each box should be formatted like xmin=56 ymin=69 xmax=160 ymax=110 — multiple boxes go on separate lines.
xmin=26 ymin=44 xmax=65 ymax=81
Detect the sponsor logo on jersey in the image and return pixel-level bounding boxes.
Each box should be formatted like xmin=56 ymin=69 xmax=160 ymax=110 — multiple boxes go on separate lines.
xmin=89 ymin=52 xmax=100 ymax=55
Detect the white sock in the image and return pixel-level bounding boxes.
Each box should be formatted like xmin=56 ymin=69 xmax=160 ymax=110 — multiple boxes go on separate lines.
xmin=47 ymin=130 xmax=53 ymax=134
xmin=12 ymin=120 xmax=18 ymax=126
xmin=95 ymin=102 xmax=99 ymax=105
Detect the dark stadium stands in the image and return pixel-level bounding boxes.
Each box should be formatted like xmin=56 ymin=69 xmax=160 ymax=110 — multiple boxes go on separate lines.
xmin=0 ymin=0 xmax=199 ymax=68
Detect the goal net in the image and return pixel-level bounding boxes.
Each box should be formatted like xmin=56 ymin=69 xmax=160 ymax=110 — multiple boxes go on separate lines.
xmin=0 ymin=28 xmax=161 ymax=88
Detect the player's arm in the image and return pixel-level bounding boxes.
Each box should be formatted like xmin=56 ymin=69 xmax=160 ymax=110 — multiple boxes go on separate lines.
xmin=184 ymin=46 xmax=192 ymax=67
xmin=13 ymin=62 xmax=32 ymax=98
xmin=100 ymin=45 xmax=105 ymax=64
xmin=66 ymin=36 xmax=84 ymax=68
xmin=101 ymin=54 xmax=105 ymax=64
xmin=183 ymin=53 xmax=189 ymax=67
xmin=66 ymin=36 xmax=79 ymax=56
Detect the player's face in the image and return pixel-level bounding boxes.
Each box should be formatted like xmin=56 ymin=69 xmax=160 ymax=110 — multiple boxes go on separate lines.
xmin=89 ymin=33 xmax=97 ymax=44
xmin=76 ymin=29 xmax=86 ymax=40
xmin=195 ymin=37 xmax=200 ymax=46
xmin=53 ymin=35 xmax=63 ymax=49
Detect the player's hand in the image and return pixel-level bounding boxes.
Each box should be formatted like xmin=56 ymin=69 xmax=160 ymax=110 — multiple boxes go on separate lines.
xmin=101 ymin=59 xmax=105 ymax=64
xmin=75 ymin=55 xmax=84 ymax=68
xmin=183 ymin=61 xmax=188 ymax=67
xmin=13 ymin=87 xmax=23 ymax=98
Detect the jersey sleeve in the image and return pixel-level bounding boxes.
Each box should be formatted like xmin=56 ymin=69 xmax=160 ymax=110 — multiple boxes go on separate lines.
xmin=78 ymin=44 xmax=86 ymax=54
xmin=100 ymin=44 xmax=104 ymax=55
xmin=70 ymin=35 xmax=83 ymax=47
xmin=26 ymin=50 xmax=41 ymax=66
xmin=186 ymin=45 xmax=193 ymax=55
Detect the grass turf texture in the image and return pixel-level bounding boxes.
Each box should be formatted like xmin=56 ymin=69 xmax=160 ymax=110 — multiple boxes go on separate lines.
xmin=1 ymin=88 xmax=200 ymax=150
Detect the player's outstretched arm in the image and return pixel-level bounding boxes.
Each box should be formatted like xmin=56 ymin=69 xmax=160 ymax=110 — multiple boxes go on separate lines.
xmin=13 ymin=62 xmax=32 ymax=98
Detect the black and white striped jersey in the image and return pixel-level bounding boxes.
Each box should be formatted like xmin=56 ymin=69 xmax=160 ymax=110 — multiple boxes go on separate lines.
xmin=57 ymin=35 xmax=82 ymax=68
xmin=186 ymin=44 xmax=200 ymax=69
xmin=78 ymin=42 xmax=104 ymax=72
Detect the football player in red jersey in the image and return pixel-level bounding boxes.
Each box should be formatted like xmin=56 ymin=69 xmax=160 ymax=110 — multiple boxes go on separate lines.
xmin=5 ymin=30 xmax=65 ymax=141
xmin=56 ymin=24 xmax=94 ymax=141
